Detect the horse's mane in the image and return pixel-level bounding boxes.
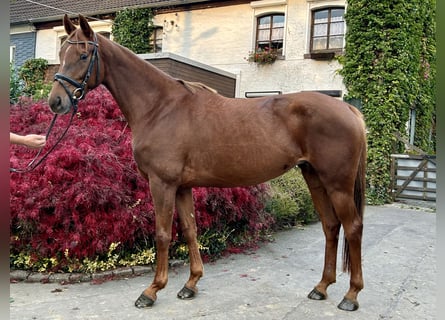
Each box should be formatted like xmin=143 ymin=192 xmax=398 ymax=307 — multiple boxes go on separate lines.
xmin=176 ymin=79 xmax=218 ymax=94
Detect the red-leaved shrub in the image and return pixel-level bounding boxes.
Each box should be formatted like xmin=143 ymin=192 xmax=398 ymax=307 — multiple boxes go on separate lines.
xmin=10 ymin=86 xmax=273 ymax=272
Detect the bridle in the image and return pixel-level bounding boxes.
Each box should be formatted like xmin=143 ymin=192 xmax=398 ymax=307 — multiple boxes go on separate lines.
xmin=54 ymin=32 xmax=100 ymax=111
xmin=10 ymin=33 xmax=100 ymax=173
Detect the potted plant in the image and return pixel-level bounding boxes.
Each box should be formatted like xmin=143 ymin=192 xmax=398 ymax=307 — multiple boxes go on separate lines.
xmin=246 ymin=47 xmax=278 ymax=65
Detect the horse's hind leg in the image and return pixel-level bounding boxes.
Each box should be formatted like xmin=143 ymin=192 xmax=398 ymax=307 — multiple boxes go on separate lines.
xmin=299 ymin=164 xmax=341 ymax=301
xmin=329 ymin=190 xmax=363 ymax=311
xmin=175 ymin=187 xmax=204 ymax=300
xmin=135 ymin=178 xmax=176 ymax=308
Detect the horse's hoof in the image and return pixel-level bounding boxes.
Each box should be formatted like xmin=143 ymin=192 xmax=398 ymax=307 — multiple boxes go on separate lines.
xmin=134 ymin=293 xmax=155 ymax=308
xmin=177 ymin=286 xmax=197 ymax=300
xmin=337 ymin=297 xmax=359 ymax=311
xmin=307 ymin=288 xmax=326 ymax=300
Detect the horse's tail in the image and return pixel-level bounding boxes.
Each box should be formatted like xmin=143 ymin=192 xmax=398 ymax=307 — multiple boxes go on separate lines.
xmin=342 ymin=109 xmax=367 ymax=273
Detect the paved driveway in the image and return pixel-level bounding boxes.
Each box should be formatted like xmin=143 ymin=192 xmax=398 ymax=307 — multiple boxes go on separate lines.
xmin=10 ymin=204 xmax=436 ymax=320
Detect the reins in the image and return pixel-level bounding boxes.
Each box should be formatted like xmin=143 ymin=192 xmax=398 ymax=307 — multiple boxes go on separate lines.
xmin=10 ymin=110 xmax=76 ymax=173
xmin=10 ymin=33 xmax=100 ymax=174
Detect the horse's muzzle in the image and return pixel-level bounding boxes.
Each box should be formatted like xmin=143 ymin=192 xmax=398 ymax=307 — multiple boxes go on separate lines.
xmin=48 ymin=94 xmax=72 ymax=115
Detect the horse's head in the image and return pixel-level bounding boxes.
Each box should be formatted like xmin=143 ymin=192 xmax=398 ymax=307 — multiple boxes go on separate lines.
xmin=48 ymin=14 xmax=103 ymax=114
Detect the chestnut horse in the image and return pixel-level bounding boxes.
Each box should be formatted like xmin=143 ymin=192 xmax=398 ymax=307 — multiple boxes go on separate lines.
xmin=48 ymin=15 xmax=366 ymax=312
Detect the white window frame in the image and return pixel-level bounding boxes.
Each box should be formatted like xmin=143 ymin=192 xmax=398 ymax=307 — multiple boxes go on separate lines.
xmin=10 ymin=45 xmax=16 ymax=63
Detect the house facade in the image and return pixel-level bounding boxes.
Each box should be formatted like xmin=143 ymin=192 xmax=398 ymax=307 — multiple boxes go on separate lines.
xmin=10 ymin=24 xmax=36 ymax=67
xmin=10 ymin=0 xmax=347 ymax=98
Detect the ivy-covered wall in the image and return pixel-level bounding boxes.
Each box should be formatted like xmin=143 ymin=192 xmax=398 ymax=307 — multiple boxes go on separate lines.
xmin=340 ymin=0 xmax=436 ymax=204
xmin=111 ymin=8 xmax=155 ymax=54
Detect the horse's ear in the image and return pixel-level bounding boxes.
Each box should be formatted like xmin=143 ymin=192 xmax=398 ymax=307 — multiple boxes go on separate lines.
xmin=78 ymin=14 xmax=94 ymax=39
xmin=63 ymin=14 xmax=77 ymax=35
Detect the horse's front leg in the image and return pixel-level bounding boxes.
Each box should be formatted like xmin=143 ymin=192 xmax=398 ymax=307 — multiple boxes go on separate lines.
xmin=135 ymin=178 xmax=177 ymax=308
xmin=175 ymin=187 xmax=203 ymax=300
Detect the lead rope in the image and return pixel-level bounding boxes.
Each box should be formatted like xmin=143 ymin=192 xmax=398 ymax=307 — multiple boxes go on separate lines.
xmin=10 ymin=105 xmax=77 ymax=173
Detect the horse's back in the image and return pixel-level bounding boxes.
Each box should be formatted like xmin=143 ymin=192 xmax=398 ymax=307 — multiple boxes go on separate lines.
xmin=251 ymin=91 xmax=364 ymax=145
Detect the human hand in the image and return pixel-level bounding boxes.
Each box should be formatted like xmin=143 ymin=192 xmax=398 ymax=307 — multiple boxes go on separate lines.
xmin=22 ymin=134 xmax=47 ymax=148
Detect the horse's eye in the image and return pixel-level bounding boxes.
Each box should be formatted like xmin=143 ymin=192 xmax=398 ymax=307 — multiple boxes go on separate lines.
xmin=80 ymin=53 xmax=88 ymax=60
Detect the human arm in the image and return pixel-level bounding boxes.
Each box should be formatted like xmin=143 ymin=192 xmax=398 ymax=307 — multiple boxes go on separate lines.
xmin=10 ymin=132 xmax=46 ymax=148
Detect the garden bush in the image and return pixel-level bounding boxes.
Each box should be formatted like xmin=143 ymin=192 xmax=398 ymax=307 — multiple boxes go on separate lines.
xmin=18 ymin=58 xmax=52 ymax=100
xmin=10 ymin=58 xmax=52 ymax=104
xmin=10 ymin=85 xmax=274 ymax=273
xmin=266 ymin=168 xmax=317 ymax=228
xmin=9 ymin=63 xmax=23 ymax=104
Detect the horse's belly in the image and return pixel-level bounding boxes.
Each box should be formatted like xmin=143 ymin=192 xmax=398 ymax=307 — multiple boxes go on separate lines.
xmin=182 ymin=144 xmax=301 ymax=187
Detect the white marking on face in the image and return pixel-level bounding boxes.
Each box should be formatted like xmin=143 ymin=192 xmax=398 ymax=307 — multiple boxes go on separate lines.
xmin=61 ymin=45 xmax=73 ymax=68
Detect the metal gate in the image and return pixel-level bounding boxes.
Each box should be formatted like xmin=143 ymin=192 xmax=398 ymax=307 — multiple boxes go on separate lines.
xmin=390 ymin=154 xmax=436 ymax=202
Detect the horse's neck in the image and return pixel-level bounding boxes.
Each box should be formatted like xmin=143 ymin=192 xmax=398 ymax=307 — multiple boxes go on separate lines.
xmin=101 ymin=41 xmax=176 ymax=126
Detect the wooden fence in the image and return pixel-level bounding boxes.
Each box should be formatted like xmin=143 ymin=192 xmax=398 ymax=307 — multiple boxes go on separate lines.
xmin=390 ymin=154 xmax=436 ymax=202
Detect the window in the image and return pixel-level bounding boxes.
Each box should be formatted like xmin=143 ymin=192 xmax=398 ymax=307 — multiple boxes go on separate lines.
xmin=149 ymin=27 xmax=163 ymax=53
xmin=310 ymin=7 xmax=345 ymax=53
xmin=256 ymin=14 xmax=284 ymax=55
xmin=10 ymin=46 xmax=16 ymax=63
